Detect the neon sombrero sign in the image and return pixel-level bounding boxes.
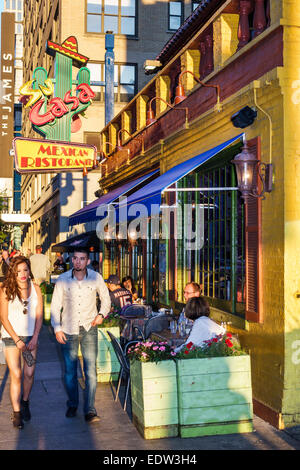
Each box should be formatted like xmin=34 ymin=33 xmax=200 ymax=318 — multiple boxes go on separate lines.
xmin=16 ymin=36 xmax=97 ymax=175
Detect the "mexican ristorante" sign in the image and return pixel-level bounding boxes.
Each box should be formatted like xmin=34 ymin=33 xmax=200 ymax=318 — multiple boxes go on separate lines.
xmin=13 ymin=137 xmax=97 ymax=173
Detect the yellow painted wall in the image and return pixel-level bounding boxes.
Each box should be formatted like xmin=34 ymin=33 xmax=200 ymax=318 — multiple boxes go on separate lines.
xmin=278 ymin=0 xmax=300 ymax=426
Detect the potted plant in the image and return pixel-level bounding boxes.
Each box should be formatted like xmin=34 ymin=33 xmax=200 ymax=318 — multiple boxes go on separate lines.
xmin=127 ymin=341 xmax=178 ymax=439
xmin=96 ymin=312 xmax=122 ymax=383
xmin=175 ymin=333 xmax=253 ymax=437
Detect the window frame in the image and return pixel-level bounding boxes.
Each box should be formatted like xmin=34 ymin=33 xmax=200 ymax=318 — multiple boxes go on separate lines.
xmin=173 ymin=143 xmax=246 ymax=317
xmin=168 ymin=1 xmax=183 ymax=32
xmin=86 ymin=0 xmax=137 ymax=37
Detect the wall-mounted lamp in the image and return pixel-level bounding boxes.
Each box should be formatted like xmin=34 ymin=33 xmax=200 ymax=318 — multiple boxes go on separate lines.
xmin=117 ymin=128 xmax=145 ymax=156
xmin=231 ymin=142 xmax=273 ymax=202
xmin=146 ymin=96 xmax=189 ymax=128
xmin=174 ymin=70 xmax=221 ymax=111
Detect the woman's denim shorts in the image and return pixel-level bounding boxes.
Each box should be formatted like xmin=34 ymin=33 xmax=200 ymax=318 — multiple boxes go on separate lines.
xmin=2 ymin=336 xmax=32 ymax=348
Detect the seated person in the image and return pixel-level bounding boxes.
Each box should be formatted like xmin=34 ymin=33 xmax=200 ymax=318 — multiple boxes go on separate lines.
xmin=175 ymin=297 xmax=225 ymax=352
xmin=53 ymin=252 xmax=67 ymax=273
xmin=107 ymin=274 xmax=132 ymax=311
xmin=121 ymin=275 xmax=138 ymax=301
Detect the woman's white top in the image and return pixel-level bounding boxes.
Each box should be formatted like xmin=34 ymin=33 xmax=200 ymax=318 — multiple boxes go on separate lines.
xmin=176 ymin=316 xmax=226 ymax=352
xmin=1 ymin=281 xmax=38 ymax=338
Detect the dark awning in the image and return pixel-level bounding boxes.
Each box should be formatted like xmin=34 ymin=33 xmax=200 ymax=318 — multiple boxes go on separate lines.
xmin=117 ymin=134 xmax=243 ymax=217
xmin=51 ymin=231 xmax=101 ymax=253
xmin=69 ymin=169 xmax=158 ymax=226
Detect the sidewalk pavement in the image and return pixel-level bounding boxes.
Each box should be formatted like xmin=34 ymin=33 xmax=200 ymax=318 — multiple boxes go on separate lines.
xmin=0 ymin=325 xmax=300 ymax=451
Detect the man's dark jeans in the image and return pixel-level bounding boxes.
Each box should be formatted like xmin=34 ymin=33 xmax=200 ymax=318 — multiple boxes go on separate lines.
xmin=61 ymin=326 xmax=98 ymax=415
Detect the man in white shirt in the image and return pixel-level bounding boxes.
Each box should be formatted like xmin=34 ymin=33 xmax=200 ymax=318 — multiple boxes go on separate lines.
xmin=50 ymin=248 xmax=111 ymax=424
xmin=29 ymin=245 xmax=50 ymax=286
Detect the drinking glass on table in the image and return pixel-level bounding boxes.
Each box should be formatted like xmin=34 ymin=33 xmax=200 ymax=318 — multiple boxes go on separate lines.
xmin=185 ymin=320 xmax=193 ymax=335
xmin=170 ymin=319 xmax=177 ymax=334
xmin=145 ymin=305 xmax=152 ymax=318
xmin=178 ymin=321 xmax=186 ymax=337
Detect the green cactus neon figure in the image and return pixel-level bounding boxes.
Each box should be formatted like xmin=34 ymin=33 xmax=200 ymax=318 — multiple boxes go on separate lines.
xmin=20 ymin=36 xmax=93 ymax=143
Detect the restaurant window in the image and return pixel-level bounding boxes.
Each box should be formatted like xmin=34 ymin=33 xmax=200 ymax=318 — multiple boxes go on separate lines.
xmin=119 ymin=242 xmax=130 ymax=282
xmin=174 ymin=144 xmax=246 ymax=316
xmin=114 ymin=63 xmax=136 ymax=103
xmin=131 ymin=240 xmax=143 ymax=298
xmin=87 ymin=61 xmax=136 ymax=103
xmin=84 ymin=132 xmax=101 ymax=153
xmin=87 ymin=0 xmax=136 ymax=36
xmin=168 ymin=1 xmax=183 ymax=31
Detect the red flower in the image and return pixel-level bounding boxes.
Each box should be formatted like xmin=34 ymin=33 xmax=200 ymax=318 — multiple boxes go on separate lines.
xmin=212 ymin=337 xmax=218 ymax=343
xmin=186 ymin=342 xmax=194 ymax=350
xmin=184 ymin=349 xmax=190 ymax=355
xmin=226 ymin=332 xmax=232 ymax=338
xmin=225 ymin=339 xmax=233 ymax=347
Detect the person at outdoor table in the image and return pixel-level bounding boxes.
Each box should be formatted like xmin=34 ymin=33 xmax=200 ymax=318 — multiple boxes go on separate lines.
xmin=53 ymin=252 xmax=67 ymax=274
xmin=121 ymin=275 xmax=138 ymax=301
xmin=107 ymin=274 xmax=132 ymax=311
xmin=0 ymin=256 xmax=43 ymax=429
xmin=174 ymin=297 xmax=225 ymax=352
xmin=183 ymin=282 xmax=202 ymax=301
xmin=50 ymin=248 xmax=111 ymax=424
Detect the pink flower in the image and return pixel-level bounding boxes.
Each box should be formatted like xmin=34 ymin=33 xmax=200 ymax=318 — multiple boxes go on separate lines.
xmin=171 ymin=351 xmax=177 ymax=356
xmin=159 ymin=346 xmax=166 ymax=351
xmin=152 ymin=346 xmax=158 ymax=350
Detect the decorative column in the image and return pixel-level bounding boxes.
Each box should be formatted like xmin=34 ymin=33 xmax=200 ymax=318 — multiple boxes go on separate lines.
xmin=253 ymin=0 xmax=266 ymax=37
xmin=136 ymin=95 xmax=149 ymax=130
xmin=155 ymin=75 xmax=171 ymax=114
xmin=237 ymin=0 xmax=253 ymax=50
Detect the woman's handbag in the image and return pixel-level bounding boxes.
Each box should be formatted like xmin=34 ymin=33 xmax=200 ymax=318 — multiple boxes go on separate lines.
xmin=22 ymin=349 xmax=36 ymax=367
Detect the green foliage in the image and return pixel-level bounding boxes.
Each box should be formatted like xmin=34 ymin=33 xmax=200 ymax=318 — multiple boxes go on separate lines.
xmin=127 ymin=341 xmax=177 ymax=363
xmin=176 ymin=333 xmax=247 ymax=359
xmin=99 ymin=312 xmax=121 ymax=328
xmin=40 ymin=282 xmax=54 ymax=295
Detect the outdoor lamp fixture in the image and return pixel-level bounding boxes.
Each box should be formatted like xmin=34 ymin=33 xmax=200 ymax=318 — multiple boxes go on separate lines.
xmin=99 ymin=141 xmax=115 ymax=161
xmin=231 ymin=142 xmax=273 ymax=202
xmin=146 ymin=96 xmax=189 ymax=128
xmin=117 ymin=128 xmax=145 ymax=156
xmin=174 ymin=70 xmax=221 ymax=111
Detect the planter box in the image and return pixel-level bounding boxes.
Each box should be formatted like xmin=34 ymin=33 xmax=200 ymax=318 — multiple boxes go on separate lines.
xmin=130 ymin=360 xmax=178 ymax=439
xmin=43 ymin=293 xmax=52 ymax=325
xmin=96 ymin=326 xmax=121 ymax=383
xmin=176 ymin=355 xmax=253 ymax=438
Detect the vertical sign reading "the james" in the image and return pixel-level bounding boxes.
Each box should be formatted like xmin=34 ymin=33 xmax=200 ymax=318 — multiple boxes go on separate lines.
xmin=0 ymin=12 xmax=15 ymax=178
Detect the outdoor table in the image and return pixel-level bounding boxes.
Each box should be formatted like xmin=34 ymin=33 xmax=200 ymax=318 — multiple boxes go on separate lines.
xmin=150 ymin=329 xmax=187 ymax=348
xmin=120 ymin=312 xmax=169 ymax=342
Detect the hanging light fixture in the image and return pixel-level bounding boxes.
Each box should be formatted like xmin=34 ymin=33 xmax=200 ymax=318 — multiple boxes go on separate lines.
xmin=146 ymin=96 xmax=189 ymax=128
xmin=174 ymin=70 xmax=221 ymax=111
xmin=117 ymin=128 xmax=144 ymax=156
xmin=231 ymin=142 xmax=273 ymax=202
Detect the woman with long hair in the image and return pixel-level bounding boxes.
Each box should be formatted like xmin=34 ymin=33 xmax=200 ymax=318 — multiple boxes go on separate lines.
xmin=121 ymin=275 xmax=138 ymax=301
xmin=0 ymin=256 xmax=43 ymax=429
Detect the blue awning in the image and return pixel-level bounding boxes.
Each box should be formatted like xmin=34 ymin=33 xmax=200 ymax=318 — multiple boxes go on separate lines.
xmin=69 ymin=169 xmax=159 ymax=226
xmin=118 ymin=134 xmax=243 ymax=217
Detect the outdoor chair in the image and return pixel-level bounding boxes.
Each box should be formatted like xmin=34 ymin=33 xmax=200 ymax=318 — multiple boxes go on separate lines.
xmin=143 ymin=314 xmax=170 ymax=340
xmin=107 ymin=331 xmax=136 ymax=412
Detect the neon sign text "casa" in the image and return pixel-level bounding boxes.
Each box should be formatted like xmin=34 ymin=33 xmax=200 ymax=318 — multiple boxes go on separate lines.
xmin=20 ymin=80 xmax=95 ymax=127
